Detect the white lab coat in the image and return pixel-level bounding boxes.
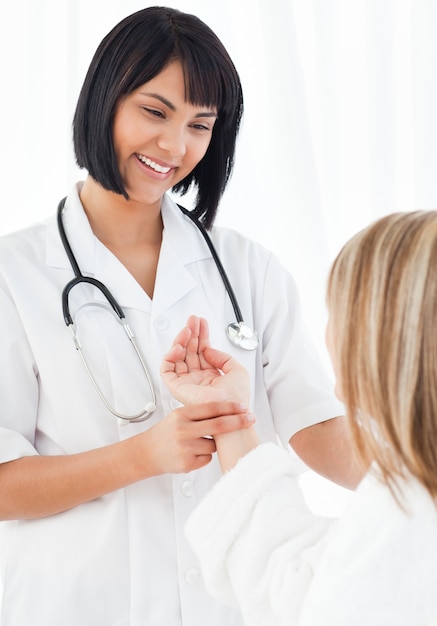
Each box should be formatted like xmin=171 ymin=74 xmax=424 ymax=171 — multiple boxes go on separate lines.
xmin=186 ymin=443 xmax=437 ymax=626
xmin=0 ymin=183 xmax=343 ymax=626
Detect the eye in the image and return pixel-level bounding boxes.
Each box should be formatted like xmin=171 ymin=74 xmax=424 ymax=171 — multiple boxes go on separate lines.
xmin=142 ymin=107 xmax=165 ymax=119
xmin=191 ymin=123 xmax=212 ymax=132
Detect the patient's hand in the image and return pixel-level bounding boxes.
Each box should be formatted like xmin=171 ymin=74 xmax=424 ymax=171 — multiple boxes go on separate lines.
xmin=161 ymin=316 xmax=250 ymax=407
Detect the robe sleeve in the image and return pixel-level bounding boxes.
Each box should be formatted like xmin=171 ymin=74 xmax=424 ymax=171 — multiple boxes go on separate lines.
xmin=185 ymin=443 xmax=333 ymax=625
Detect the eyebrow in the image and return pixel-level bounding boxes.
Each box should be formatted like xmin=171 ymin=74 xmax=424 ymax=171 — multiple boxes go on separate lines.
xmin=139 ymin=92 xmax=217 ymax=117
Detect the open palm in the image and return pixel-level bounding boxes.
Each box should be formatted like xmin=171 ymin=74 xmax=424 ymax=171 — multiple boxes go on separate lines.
xmin=161 ymin=316 xmax=250 ymax=406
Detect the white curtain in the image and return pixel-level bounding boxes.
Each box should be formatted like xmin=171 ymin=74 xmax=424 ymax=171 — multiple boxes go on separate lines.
xmin=1 ymin=0 xmax=436 ymax=513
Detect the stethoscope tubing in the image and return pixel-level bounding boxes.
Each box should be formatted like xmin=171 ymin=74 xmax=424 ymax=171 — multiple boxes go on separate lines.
xmin=57 ymin=199 xmax=126 ymax=325
xmin=56 ymin=195 xmax=258 ymax=421
xmin=177 ymin=205 xmax=244 ymax=324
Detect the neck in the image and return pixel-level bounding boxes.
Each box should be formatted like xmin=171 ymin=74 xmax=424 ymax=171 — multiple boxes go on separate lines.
xmin=79 ymin=176 xmax=163 ymax=247
xmin=78 ymin=177 xmax=163 ymax=298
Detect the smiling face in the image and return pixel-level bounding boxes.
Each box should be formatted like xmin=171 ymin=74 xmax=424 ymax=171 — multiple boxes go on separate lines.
xmin=112 ymin=60 xmax=217 ymax=208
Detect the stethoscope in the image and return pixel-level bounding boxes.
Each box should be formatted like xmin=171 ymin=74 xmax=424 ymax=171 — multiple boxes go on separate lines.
xmin=57 ymin=197 xmax=258 ymax=423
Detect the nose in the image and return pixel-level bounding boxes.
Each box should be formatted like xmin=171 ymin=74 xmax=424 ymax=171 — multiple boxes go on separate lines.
xmin=156 ymin=125 xmax=187 ymax=158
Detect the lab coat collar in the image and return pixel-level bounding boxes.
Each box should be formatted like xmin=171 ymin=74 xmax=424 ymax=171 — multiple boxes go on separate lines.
xmin=46 ymin=183 xmax=97 ymax=274
xmin=46 ymin=183 xmax=212 ymax=314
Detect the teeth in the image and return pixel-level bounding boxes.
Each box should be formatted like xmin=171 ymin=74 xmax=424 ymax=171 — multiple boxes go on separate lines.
xmin=137 ymin=154 xmax=171 ymax=174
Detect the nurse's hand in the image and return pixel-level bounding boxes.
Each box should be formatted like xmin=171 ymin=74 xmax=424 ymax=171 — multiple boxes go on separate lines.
xmin=161 ymin=315 xmax=250 ymax=407
xmin=143 ymin=401 xmax=255 ymax=474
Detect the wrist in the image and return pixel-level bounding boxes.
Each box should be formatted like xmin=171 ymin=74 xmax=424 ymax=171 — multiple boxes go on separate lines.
xmin=215 ymin=426 xmax=260 ymax=473
xmin=124 ymin=431 xmax=159 ymax=481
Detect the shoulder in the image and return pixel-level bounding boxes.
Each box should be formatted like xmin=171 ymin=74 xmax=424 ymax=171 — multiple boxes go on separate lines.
xmin=210 ymin=223 xmax=271 ymax=256
xmin=325 ymin=471 xmax=437 ymax=567
xmin=209 ymin=224 xmax=294 ymax=289
xmin=301 ymin=473 xmax=437 ymax=623
xmin=344 ymin=470 xmax=437 ymax=530
xmin=166 ymin=195 xmax=278 ymax=268
xmin=0 ymin=218 xmax=53 ymax=261
xmin=0 ymin=219 xmax=50 ymax=267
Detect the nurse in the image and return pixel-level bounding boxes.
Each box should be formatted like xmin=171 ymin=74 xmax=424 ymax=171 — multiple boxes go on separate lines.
xmin=0 ymin=6 xmax=358 ymax=626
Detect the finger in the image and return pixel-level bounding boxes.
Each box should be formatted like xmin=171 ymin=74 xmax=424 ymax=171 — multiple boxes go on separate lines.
xmin=186 ymin=315 xmax=201 ymax=335
xmin=194 ymin=437 xmax=217 ymax=455
xmin=171 ymin=325 xmax=192 ymax=350
xmin=197 ymin=317 xmax=213 ymax=369
xmin=203 ymin=346 xmax=246 ymax=376
xmin=161 ymin=343 xmax=187 ymax=377
xmin=195 ymin=411 xmax=255 ymax=437
xmin=188 ymin=454 xmax=214 ymax=471
xmin=185 ymin=316 xmax=202 ymax=371
xmin=182 ymin=401 xmax=248 ymax=422
xmin=198 ymin=317 xmax=210 ymax=352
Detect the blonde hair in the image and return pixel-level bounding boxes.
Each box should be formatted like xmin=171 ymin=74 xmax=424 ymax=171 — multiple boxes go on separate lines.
xmin=327 ymin=211 xmax=437 ymax=498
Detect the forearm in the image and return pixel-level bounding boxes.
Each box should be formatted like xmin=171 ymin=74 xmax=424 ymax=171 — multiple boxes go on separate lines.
xmin=0 ymin=401 xmax=250 ymax=520
xmin=214 ymin=426 xmax=261 ymax=473
xmin=290 ymin=416 xmax=365 ymax=489
xmin=0 ymin=435 xmax=153 ymax=520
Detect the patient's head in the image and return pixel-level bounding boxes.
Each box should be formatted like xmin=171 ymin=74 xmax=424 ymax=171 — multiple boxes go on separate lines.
xmin=326 ymin=210 xmax=437 ymax=498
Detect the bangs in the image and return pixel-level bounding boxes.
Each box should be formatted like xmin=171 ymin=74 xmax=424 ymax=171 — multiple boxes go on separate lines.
xmin=102 ymin=8 xmax=241 ymax=120
xmin=179 ymin=51 xmax=239 ymax=118
xmin=114 ymin=44 xmax=238 ymax=120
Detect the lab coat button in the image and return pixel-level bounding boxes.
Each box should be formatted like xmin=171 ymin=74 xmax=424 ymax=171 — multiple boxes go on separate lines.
xmin=180 ymin=480 xmax=193 ymax=497
xmin=154 ymin=315 xmax=169 ymax=330
xmin=185 ymin=567 xmax=200 ymax=584
xmin=170 ymin=397 xmax=183 ymax=409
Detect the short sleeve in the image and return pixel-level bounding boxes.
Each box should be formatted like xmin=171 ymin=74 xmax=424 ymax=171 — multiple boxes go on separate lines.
xmin=259 ymin=253 xmax=344 ymax=442
xmin=0 ymin=271 xmax=39 ymax=462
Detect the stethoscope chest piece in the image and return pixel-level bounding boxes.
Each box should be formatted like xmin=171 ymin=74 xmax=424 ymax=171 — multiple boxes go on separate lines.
xmin=226 ymin=322 xmax=259 ymax=351
xmin=177 ymin=205 xmax=259 ymax=353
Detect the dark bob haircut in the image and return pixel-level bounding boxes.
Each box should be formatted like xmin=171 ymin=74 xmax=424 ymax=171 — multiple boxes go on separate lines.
xmin=73 ymin=6 xmax=243 ymax=229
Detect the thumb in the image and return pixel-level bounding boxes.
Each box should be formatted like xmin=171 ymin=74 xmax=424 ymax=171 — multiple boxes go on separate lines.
xmin=203 ymin=346 xmax=246 ymax=376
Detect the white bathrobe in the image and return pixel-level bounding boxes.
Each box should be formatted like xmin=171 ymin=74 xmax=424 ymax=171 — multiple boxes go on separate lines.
xmin=186 ymin=443 xmax=437 ymax=626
